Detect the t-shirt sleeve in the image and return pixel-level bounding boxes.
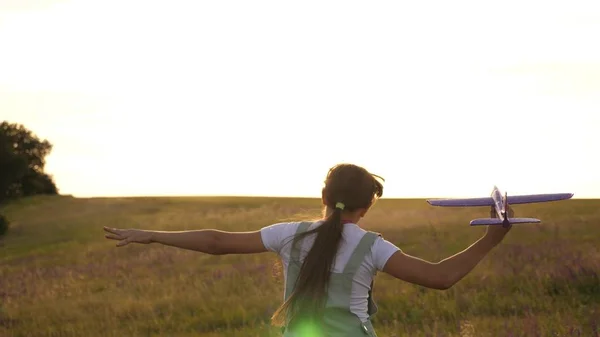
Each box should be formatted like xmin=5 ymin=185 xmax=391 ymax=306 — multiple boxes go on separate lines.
xmin=372 ymin=236 xmax=401 ymax=271
xmin=260 ymin=222 xmax=297 ymax=254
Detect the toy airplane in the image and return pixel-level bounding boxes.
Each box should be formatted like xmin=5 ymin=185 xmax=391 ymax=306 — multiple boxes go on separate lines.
xmin=427 ymin=185 xmax=573 ymax=226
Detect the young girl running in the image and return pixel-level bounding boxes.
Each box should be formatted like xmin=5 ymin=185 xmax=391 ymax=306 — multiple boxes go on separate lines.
xmin=103 ymin=163 xmax=511 ymax=336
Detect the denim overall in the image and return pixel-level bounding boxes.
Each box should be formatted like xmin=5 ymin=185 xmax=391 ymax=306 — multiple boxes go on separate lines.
xmin=282 ymin=222 xmax=380 ymax=337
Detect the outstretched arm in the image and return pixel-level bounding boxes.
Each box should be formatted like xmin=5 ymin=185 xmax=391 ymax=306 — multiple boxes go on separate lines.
xmin=103 ymin=227 xmax=268 ymax=255
xmin=382 ymin=223 xmax=511 ymax=290
xmin=382 ymin=233 xmax=500 ymax=289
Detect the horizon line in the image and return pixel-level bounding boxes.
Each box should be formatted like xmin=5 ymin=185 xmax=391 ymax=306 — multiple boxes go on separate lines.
xmin=49 ymin=193 xmax=594 ymax=200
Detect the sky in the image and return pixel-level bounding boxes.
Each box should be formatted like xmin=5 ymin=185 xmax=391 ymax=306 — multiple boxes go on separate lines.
xmin=1 ymin=0 xmax=599 ymax=198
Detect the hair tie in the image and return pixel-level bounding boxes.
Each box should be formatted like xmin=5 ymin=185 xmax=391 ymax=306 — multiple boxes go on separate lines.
xmin=335 ymin=202 xmax=345 ymax=210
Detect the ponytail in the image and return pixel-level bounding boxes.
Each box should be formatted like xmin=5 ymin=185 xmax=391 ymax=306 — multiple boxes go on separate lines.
xmin=271 ymin=202 xmax=346 ymax=328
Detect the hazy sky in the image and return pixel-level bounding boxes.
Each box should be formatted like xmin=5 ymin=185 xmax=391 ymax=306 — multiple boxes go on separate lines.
xmin=1 ymin=0 xmax=599 ymax=198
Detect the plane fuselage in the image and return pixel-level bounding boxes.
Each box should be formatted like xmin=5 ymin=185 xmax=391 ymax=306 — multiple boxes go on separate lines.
xmin=491 ymin=186 xmax=507 ymax=222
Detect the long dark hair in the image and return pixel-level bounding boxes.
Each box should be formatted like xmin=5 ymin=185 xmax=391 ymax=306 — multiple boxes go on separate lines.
xmin=271 ymin=163 xmax=384 ymax=329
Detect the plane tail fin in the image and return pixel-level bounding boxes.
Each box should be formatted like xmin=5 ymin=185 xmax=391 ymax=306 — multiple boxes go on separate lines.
xmin=470 ymin=217 xmax=541 ymax=226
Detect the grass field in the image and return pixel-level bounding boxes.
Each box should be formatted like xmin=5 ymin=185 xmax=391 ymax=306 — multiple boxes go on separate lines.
xmin=1 ymin=195 xmax=599 ymax=337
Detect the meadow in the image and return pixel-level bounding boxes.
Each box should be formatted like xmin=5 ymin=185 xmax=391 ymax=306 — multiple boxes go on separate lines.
xmin=0 ymin=195 xmax=598 ymax=337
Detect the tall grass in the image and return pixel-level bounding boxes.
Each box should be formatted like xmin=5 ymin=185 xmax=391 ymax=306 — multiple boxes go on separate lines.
xmin=1 ymin=195 xmax=598 ymax=336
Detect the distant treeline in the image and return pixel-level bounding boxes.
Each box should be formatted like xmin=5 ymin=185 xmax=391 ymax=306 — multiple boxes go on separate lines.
xmin=0 ymin=121 xmax=58 ymax=205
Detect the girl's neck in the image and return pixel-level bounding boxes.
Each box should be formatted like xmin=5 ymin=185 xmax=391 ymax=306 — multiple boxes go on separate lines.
xmin=323 ymin=206 xmax=362 ymax=224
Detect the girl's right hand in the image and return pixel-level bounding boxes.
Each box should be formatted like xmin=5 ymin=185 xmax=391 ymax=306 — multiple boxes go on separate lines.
xmin=484 ymin=223 xmax=511 ymax=246
xmin=484 ymin=206 xmax=514 ymax=246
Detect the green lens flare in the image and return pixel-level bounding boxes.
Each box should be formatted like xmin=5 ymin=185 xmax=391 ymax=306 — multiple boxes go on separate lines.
xmin=295 ymin=321 xmax=321 ymax=337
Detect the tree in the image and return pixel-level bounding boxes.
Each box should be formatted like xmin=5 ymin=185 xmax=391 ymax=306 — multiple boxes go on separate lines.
xmin=0 ymin=214 xmax=8 ymax=236
xmin=0 ymin=121 xmax=59 ymax=204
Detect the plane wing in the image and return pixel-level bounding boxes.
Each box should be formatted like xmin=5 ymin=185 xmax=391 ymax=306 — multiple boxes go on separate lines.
xmin=506 ymin=193 xmax=574 ymax=204
xmin=470 ymin=217 xmax=541 ymax=225
xmin=427 ymin=193 xmax=574 ymax=207
xmin=427 ymin=197 xmax=494 ymax=207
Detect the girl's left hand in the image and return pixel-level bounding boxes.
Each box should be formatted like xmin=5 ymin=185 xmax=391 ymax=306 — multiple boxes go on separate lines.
xmin=104 ymin=226 xmax=153 ymax=247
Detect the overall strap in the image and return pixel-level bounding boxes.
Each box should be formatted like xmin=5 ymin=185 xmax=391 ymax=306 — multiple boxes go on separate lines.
xmin=367 ymin=280 xmax=377 ymax=317
xmin=367 ymin=232 xmax=382 ymax=318
xmin=285 ymin=221 xmax=313 ymax=300
xmin=343 ymin=231 xmax=379 ymax=275
xmin=289 ymin=221 xmax=312 ymax=262
xmin=343 ymin=231 xmax=381 ymax=319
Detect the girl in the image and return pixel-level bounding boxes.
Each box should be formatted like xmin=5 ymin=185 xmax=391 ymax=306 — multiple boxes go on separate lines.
xmin=103 ymin=163 xmax=511 ymax=336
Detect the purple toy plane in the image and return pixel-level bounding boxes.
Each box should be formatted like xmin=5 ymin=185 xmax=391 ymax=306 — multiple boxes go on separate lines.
xmin=427 ymin=186 xmax=573 ymax=227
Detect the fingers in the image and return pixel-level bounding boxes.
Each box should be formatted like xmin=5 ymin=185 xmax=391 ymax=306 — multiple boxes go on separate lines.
xmin=506 ymin=205 xmax=515 ymax=217
xmin=104 ymin=226 xmax=124 ymax=241
xmin=489 ymin=207 xmax=497 ymax=218
xmin=105 ymin=233 xmax=122 ymax=240
xmin=116 ymin=239 xmax=130 ymax=247
xmin=104 ymin=227 xmax=128 ymax=246
xmin=103 ymin=227 xmax=138 ymax=247
xmin=103 ymin=226 xmax=121 ymax=235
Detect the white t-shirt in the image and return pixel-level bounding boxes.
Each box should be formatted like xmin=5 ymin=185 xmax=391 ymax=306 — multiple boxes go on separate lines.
xmin=260 ymin=221 xmax=400 ymax=322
